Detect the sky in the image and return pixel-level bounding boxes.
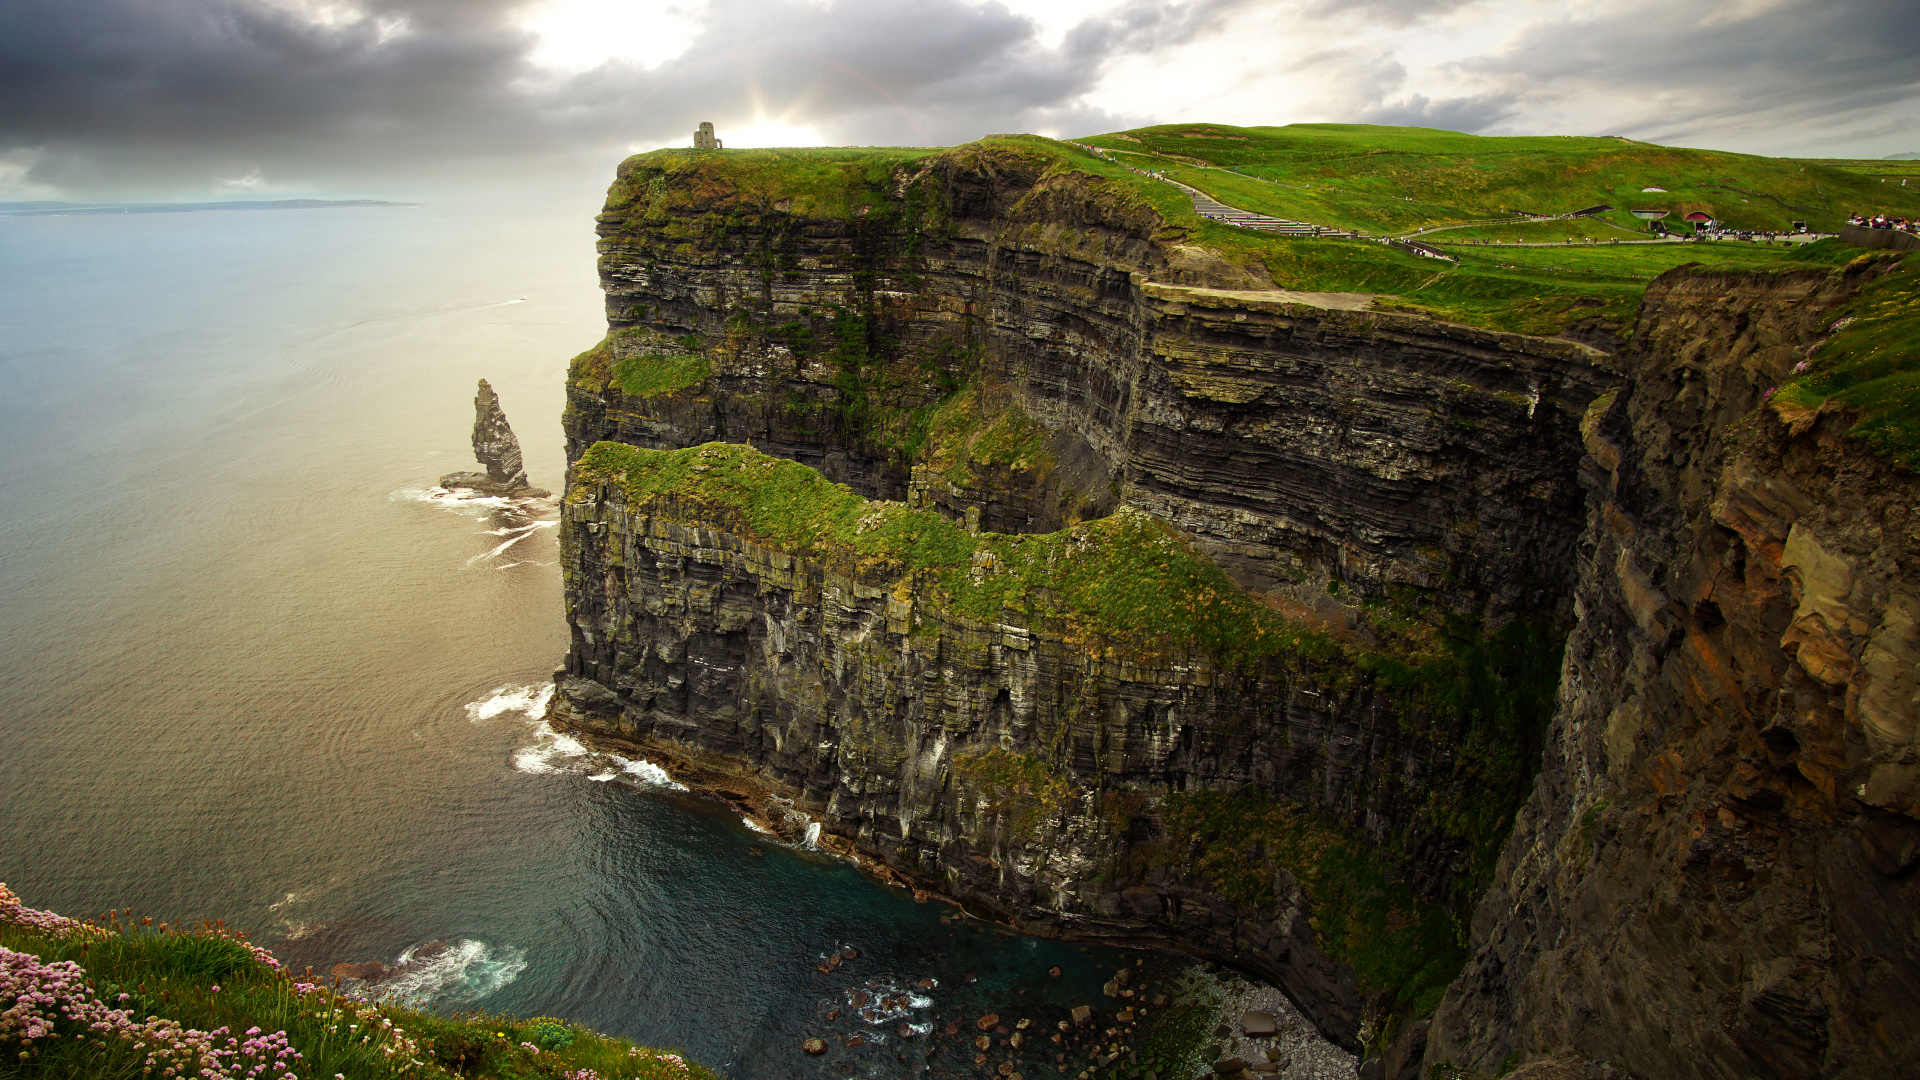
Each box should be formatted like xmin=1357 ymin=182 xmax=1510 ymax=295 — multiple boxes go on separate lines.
xmin=1 ymin=0 xmax=1916 ymax=200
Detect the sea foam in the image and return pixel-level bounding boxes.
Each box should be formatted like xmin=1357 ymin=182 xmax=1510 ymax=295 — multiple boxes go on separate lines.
xmin=466 ymin=683 xmax=553 ymax=723
xmin=373 ymin=939 xmax=527 ymax=1007
xmin=466 ymin=683 xmax=683 ymax=789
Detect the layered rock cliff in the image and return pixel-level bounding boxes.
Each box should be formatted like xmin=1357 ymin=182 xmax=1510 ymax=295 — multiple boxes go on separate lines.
xmin=1421 ymin=261 xmax=1920 ymax=1079
xmin=554 ymin=141 xmax=1616 ymax=1052
xmin=550 ymin=139 xmax=1919 ymax=1078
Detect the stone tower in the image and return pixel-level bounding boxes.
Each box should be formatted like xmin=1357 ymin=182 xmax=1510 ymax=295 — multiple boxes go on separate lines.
xmin=694 ymin=121 xmax=721 ymax=150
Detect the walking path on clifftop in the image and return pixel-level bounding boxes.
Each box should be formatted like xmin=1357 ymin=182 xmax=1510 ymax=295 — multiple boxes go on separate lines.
xmin=1162 ymin=177 xmax=1360 ymax=238
xmin=1068 ymin=141 xmax=1358 ymax=238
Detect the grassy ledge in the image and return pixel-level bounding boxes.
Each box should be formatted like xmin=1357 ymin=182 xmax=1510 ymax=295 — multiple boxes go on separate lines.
xmin=1772 ymin=251 xmax=1920 ymax=468
xmin=0 ymin=884 xmax=716 ymax=1080
xmin=571 ymin=439 xmax=1335 ymax=668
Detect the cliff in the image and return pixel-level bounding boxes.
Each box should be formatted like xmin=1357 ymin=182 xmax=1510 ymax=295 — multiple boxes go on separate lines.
xmin=550 ymin=137 xmax=1920 ymax=1077
xmin=1422 ymin=260 xmax=1920 ymax=1078
xmin=555 ymin=140 xmax=1614 ymax=1052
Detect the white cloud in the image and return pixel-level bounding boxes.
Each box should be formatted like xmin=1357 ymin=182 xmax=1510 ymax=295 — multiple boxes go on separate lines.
xmin=518 ymin=0 xmax=702 ymax=72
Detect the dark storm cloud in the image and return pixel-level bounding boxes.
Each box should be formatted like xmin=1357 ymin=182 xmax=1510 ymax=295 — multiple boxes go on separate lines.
xmin=1460 ymin=0 xmax=1920 ymax=148
xmin=6 ymin=0 xmax=1919 ymax=197
xmin=0 ymin=0 xmax=1190 ymax=196
xmin=0 ymin=0 xmax=556 ymax=192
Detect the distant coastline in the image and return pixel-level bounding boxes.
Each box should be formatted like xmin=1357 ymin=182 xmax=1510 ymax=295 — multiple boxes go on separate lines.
xmin=0 ymin=198 xmax=416 ymax=216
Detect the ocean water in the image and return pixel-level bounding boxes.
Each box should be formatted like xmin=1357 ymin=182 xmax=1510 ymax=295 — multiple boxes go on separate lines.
xmin=0 ymin=196 xmax=1320 ymax=1078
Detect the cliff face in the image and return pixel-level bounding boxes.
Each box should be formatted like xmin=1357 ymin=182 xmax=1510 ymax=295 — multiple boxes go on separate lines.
xmin=551 ymin=140 xmax=1919 ymax=1077
xmin=1424 ymin=261 xmax=1920 ymax=1079
xmin=567 ymin=142 xmax=1616 ymax=624
xmin=554 ymin=142 xmax=1617 ymax=1052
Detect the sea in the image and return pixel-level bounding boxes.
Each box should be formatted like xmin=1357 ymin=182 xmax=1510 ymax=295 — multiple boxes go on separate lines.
xmin=0 ymin=195 xmax=1348 ymax=1079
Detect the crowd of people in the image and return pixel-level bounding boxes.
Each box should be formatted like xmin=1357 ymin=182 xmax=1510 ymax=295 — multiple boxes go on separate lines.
xmin=1850 ymin=213 xmax=1916 ymax=233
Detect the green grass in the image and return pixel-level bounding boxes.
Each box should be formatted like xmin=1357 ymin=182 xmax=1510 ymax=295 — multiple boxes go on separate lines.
xmin=1774 ymin=251 xmax=1920 ymax=468
xmin=0 ymin=897 xmax=716 ymax=1080
xmin=604 ymin=146 xmax=938 ymax=221
xmin=921 ymin=386 xmax=1052 ymax=488
xmin=1078 ymin=122 xmax=1920 ymax=236
xmin=571 ymin=440 xmax=1334 ymax=667
xmin=612 ymin=350 xmax=710 ymax=399
xmin=597 ymin=125 xmax=1920 ymax=345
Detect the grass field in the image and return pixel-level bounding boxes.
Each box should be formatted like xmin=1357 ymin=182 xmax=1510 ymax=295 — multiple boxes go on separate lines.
xmin=1077 ymin=123 xmax=1920 ymax=239
xmin=607 ymin=131 xmax=1919 ymax=463
xmin=951 ymin=134 xmax=1840 ymax=335
xmin=1775 ymin=250 xmax=1920 ymax=468
xmin=607 ymin=132 xmax=1861 ymax=337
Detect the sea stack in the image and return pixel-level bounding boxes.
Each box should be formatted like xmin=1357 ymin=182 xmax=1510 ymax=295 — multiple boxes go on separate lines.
xmin=440 ymin=378 xmax=549 ymax=497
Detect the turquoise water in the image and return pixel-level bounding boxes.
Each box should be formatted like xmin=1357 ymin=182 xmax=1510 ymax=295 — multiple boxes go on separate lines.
xmin=0 ymin=196 xmax=1195 ymax=1078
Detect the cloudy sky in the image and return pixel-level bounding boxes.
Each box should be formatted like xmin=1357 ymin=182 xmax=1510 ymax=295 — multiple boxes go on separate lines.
xmin=2 ymin=0 xmax=1916 ymax=199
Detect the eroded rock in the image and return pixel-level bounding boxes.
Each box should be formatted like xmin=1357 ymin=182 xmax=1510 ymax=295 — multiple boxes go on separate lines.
xmin=440 ymin=379 xmax=549 ymax=497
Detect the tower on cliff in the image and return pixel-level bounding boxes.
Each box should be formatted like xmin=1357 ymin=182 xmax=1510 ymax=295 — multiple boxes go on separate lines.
xmin=693 ymin=122 xmax=722 ymax=150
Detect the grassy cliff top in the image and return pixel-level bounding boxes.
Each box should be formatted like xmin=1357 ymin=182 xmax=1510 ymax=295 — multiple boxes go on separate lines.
xmin=600 ymin=128 xmax=1840 ymax=338
xmin=1078 ymin=122 xmax=1920 ymax=237
xmin=572 ymin=439 xmax=1331 ymax=667
xmin=1775 ymin=251 xmax=1920 ymax=467
xmin=606 ymin=145 xmax=940 ymax=219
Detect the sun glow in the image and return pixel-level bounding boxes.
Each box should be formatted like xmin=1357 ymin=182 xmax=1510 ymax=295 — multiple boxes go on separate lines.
xmin=717 ymin=120 xmax=826 ymax=149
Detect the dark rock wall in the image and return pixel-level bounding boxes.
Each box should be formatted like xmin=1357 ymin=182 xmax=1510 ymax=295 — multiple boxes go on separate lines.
xmin=568 ymin=148 xmax=1618 ymax=627
xmin=1424 ymin=262 xmax=1920 ymax=1079
xmin=555 ymin=487 xmax=1500 ymax=1046
xmin=551 ymin=146 xmax=1920 ymax=1077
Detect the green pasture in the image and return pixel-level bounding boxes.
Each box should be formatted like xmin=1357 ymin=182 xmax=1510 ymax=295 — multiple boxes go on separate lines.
xmin=1077 ymin=123 xmax=1920 ymax=236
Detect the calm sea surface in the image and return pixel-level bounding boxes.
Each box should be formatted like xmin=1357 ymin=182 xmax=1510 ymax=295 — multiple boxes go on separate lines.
xmin=0 ymin=196 xmax=1299 ymax=1078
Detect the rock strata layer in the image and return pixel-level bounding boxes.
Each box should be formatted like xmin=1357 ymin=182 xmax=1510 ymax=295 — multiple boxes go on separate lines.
xmin=1422 ymin=262 xmax=1920 ymax=1079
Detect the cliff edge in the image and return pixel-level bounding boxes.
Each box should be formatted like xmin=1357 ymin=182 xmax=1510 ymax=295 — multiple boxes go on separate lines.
xmin=550 ymin=138 xmax=1920 ymax=1078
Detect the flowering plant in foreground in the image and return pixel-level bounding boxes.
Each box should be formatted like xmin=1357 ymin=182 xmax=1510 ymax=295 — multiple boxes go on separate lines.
xmin=0 ymin=946 xmax=301 ymax=1078
xmin=1 ymin=883 xmax=715 ymax=1079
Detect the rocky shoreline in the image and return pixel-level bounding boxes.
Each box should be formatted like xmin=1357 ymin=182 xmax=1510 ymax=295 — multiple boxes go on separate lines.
xmin=546 ymin=711 xmax=1357 ymax=1080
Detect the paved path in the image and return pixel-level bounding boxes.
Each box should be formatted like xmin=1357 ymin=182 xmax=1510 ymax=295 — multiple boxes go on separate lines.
xmin=1066 ymin=142 xmax=1358 ymax=238
xmin=1164 ymin=178 xmax=1357 ymax=237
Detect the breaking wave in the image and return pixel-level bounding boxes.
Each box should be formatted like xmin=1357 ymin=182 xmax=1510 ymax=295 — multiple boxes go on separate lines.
xmin=465 ymin=684 xmax=683 ymax=790
xmin=466 ymin=683 xmax=553 ymax=723
xmin=838 ymin=971 xmax=937 ymax=1028
xmin=391 ymin=485 xmax=557 ymax=567
xmin=371 ymin=939 xmax=527 ymax=1008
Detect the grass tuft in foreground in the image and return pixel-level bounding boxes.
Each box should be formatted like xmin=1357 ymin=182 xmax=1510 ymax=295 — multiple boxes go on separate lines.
xmin=0 ymin=884 xmax=715 ymax=1080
